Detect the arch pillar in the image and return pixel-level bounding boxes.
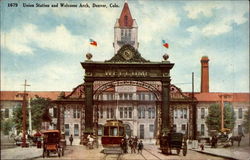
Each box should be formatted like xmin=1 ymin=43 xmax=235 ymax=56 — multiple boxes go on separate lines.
xmin=84 ymin=81 xmax=94 ymax=133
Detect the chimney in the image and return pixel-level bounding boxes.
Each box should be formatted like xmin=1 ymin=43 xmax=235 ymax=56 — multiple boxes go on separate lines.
xmin=200 ymin=56 xmax=209 ymax=93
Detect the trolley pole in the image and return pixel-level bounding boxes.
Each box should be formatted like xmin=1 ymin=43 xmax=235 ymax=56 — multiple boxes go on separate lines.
xmin=21 ymin=80 xmax=30 ymax=148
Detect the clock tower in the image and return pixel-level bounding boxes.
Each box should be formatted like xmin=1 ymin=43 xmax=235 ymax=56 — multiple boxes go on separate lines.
xmin=113 ymin=2 xmax=139 ymax=54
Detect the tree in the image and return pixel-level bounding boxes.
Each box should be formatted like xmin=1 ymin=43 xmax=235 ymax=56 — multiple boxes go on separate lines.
xmin=243 ymin=109 xmax=250 ymax=133
xmin=1 ymin=118 xmax=14 ymax=135
xmin=12 ymin=105 xmax=26 ymax=133
xmin=31 ymin=96 xmax=52 ymax=131
xmin=206 ymin=103 xmax=235 ymax=133
xmin=12 ymin=96 xmax=52 ymax=133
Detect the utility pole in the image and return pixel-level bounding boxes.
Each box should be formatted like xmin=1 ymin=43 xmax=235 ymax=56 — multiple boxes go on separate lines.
xmin=21 ymin=80 xmax=30 ymax=148
xmin=28 ymin=98 xmax=32 ymax=135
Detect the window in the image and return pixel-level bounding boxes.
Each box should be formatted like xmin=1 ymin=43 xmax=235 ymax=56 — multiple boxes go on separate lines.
xmin=100 ymin=107 xmax=103 ymax=119
xmin=4 ymin=109 xmax=9 ymax=118
xmin=120 ymin=107 xmax=132 ymax=119
xmin=124 ymin=93 xmax=128 ymax=100
xmin=129 ymin=107 xmax=132 ymax=118
xmin=238 ymin=108 xmax=243 ymax=119
xmin=65 ymin=124 xmax=70 ymax=136
xmin=201 ymin=108 xmax=205 ymax=119
xmin=152 ymin=108 xmax=155 ymax=118
xmin=148 ymin=94 xmax=152 ymax=100
xmin=129 ymin=94 xmax=133 ymax=100
xmin=119 ymin=93 xmax=123 ymax=100
xmin=173 ymin=124 xmax=177 ymax=132
xmin=124 ymin=107 xmax=128 ymax=118
xmin=174 ymin=109 xmax=178 ymax=119
xmin=201 ymin=124 xmax=205 ymax=136
xmin=110 ymin=127 xmax=118 ymax=136
xmin=74 ymin=124 xmax=79 ymax=136
xmin=107 ymin=93 xmax=113 ymax=100
xmin=238 ymin=125 xmax=243 ymax=135
xmin=180 ymin=109 xmax=183 ymax=119
xmin=148 ymin=108 xmax=152 ymax=119
xmin=53 ymin=108 xmax=57 ymax=118
xmin=111 ymin=108 xmax=114 ymax=118
xmin=73 ymin=108 xmax=80 ymax=119
xmin=121 ymin=29 xmax=124 ymax=37
xmin=138 ymin=107 xmax=145 ymax=119
xmin=120 ymin=107 xmax=123 ymax=118
xmin=181 ymin=124 xmax=186 ymax=131
xmin=148 ymin=107 xmax=155 ymax=119
xmin=183 ymin=108 xmax=187 ymax=119
xmin=149 ymin=124 xmax=154 ymax=132
xmin=107 ymin=107 xmax=110 ymax=118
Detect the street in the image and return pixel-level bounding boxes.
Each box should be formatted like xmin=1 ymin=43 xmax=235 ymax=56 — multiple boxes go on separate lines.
xmin=34 ymin=145 xmax=227 ymax=160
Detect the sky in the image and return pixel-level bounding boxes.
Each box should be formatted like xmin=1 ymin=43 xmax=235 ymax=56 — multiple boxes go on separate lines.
xmin=1 ymin=0 xmax=249 ymax=93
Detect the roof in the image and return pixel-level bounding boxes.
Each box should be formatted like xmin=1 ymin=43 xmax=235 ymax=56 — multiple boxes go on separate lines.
xmin=118 ymin=2 xmax=133 ymax=27
xmin=0 ymin=91 xmax=71 ymax=101
xmin=192 ymin=92 xmax=250 ymax=102
xmin=1 ymin=91 xmax=249 ymax=103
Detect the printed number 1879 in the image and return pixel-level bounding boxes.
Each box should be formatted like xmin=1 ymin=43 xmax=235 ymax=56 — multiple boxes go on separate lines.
xmin=8 ymin=3 xmax=18 ymax=7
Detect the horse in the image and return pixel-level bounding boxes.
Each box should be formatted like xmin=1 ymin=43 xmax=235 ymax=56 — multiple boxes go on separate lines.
xmin=229 ymin=133 xmax=245 ymax=146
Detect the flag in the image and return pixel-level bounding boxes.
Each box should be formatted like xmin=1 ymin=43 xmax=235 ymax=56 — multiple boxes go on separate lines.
xmin=162 ymin=40 xmax=169 ymax=48
xmin=89 ymin=39 xmax=97 ymax=46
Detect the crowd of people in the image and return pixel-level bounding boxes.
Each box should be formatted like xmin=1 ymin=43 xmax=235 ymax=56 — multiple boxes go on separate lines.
xmin=120 ymin=136 xmax=144 ymax=154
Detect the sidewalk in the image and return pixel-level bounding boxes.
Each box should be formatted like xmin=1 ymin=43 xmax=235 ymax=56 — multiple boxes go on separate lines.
xmin=1 ymin=146 xmax=43 ymax=160
xmin=191 ymin=146 xmax=250 ymax=160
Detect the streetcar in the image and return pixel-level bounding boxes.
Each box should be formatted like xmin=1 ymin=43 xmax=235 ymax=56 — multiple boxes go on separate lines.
xmin=101 ymin=120 xmax=125 ymax=154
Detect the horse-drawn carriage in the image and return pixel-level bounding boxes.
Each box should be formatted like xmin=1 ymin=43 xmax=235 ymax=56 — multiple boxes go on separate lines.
xmin=160 ymin=132 xmax=187 ymax=156
xmin=42 ymin=130 xmax=65 ymax=158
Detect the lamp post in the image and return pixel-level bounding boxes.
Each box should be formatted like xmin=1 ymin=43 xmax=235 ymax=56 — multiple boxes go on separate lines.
xmin=21 ymin=80 xmax=30 ymax=148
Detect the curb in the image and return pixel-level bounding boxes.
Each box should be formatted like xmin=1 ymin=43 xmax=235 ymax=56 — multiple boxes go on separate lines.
xmin=190 ymin=149 xmax=237 ymax=160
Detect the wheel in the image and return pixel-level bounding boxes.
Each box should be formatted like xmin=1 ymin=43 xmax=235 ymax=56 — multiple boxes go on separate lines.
xmin=177 ymin=148 xmax=180 ymax=155
xmin=183 ymin=144 xmax=187 ymax=156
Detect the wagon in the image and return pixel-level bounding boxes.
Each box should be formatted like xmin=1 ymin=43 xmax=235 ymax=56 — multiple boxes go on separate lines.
xmin=160 ymin=132 xmax=187 ymax=156
xmin=42 ymin=130 xmax=64 ymax=158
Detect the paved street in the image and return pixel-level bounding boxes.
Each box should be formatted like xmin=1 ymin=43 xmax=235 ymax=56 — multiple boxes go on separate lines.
xmin=33 ymin=145 xmax=227 ymax=160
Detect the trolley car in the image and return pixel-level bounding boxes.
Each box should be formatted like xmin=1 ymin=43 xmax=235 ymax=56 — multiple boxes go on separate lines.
xmin=101 ymin=120 xmax=125 ymax=154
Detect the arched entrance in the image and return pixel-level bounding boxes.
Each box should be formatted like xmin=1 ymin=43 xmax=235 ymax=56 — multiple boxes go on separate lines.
xmin=93 ymin=80 xmax=161 ymax=139
xmin=124 ymin=124 xmax=132 ymax=137
xmin=82 ymin=44 xmax=174 ymax=137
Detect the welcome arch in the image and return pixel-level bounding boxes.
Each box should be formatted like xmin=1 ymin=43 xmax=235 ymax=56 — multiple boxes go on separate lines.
xmin=82 ymin=44 xmax=174 ymax=135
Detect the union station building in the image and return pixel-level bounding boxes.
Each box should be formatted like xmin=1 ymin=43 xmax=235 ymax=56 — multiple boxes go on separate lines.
xmin=1 ymin=3 xmax=249 ymax=145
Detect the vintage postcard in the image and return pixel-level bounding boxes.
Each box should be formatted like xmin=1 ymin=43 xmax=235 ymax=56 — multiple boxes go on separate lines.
xmin=1 ymin=0 xmax=249 ymax=159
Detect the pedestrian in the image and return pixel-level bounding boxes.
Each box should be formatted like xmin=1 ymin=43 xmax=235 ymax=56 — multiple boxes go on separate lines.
xmin=200 ymin=143 xmax=204 ymax=151
xmin=124 ymin=138 xmax=128 ymax=153
xmin=132 ymin=138 xmax=137 ymax=153
xmin=129 ymin=138 xmax=133 ymax=153
xmin=69 ymin=134 xmax=73 ymax=146
xmin=137 ymin=140 xmax=143 ymax=154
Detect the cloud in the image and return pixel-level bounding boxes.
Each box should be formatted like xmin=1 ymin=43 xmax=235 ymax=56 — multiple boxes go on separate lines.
xmin=1 ymin=23 xmax=85 ymax=55
xmin=184 ymin=1 xmax=248 ymax=37
xmin=137 ymin=5 xmax=180 ymax=43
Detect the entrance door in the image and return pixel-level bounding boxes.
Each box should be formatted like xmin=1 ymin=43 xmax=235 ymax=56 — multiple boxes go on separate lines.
xmin=140 ymin=124 xmax=144 ymax=139
xmin=124 ymin=124 xmax=131 ymax=137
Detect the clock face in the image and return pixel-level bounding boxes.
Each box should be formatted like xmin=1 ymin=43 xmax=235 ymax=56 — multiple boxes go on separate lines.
xmin=122 ymin=49 xmax=133 ymax=60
